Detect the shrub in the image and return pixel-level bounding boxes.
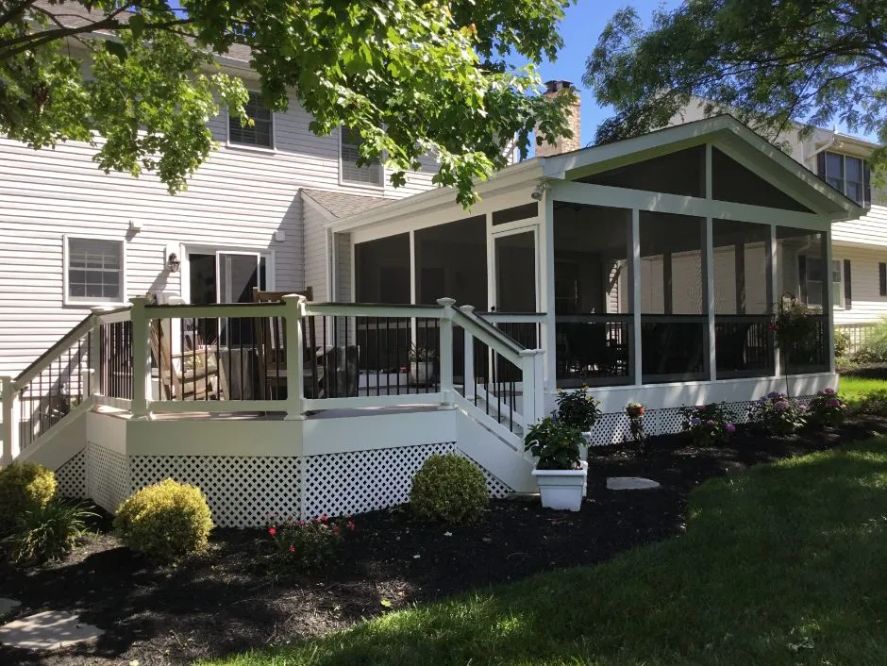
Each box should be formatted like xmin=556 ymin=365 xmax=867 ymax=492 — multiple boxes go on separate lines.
xmin=524 ymin=416 xmax=584 ymax=470
xmin=7 ymin=500 xmax=95 ymax=566
xmin=410 ymin=454 xmax=488 ymax=524
xmin=0 ymin=463 xmax=57 ymax=534
xmin=555 ymin=388 xmax=601 ymax=432
xmin=851 ymin=318 xmax=887 ymax=363
xmin=267 ymin=515 xmax=355 ymax=570
xmin=747 ymin=392 xmax=806 ymax=437
xmin=806 ymin=388 xmax=846 ymax=427
xmin=114 ymin=479 xmax=214 ymax=561
xmin=680 ymin=403 xmax=736 ymax=446
xmin=833 ymin=329 xmax=851 ymax=359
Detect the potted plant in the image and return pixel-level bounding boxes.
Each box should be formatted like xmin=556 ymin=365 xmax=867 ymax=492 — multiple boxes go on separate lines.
xmin=524 ymin=416 xmax=588 ymax=511
xmin=556 ymin=387 xmax=602 ymax=449
xmin=408 ymin=344 xmax=437 ymax=386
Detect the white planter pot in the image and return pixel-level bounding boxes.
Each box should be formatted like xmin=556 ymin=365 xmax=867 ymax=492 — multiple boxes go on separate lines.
xmin=532 ymin=466 xmax=588 ymax=511
xmin=409 ymin=362 xmax=434 ymax=386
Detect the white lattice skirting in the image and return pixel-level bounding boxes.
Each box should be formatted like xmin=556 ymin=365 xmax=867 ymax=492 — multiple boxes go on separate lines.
xmin=78 ymin=441 xmax=513 ymax=528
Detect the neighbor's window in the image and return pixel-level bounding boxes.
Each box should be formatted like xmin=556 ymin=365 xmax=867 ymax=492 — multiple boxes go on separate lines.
xmin=819 ymin=151 xmax=871 ymax=207
xmin=804 ymin=256 xmax=843 ymax=309
xmin=66 ymin=237 xmax=124 ymax=302
xmin=228 ymin=91 xmax=273 ymax=148
xmin=340 ymin=127 xmax=383 ymax=186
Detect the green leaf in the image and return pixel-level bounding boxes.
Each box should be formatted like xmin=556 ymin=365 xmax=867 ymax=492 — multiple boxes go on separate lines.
xmin=104 ymin=40 xmax=128 ymax=61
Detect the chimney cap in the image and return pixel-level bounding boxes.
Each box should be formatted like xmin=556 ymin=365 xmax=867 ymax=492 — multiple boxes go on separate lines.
xmin=544 ymin=80 xmax=574 ymax=94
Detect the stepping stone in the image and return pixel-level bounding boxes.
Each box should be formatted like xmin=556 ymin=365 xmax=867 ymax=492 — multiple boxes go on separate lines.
xmin=0 ymin=610 xmax=102 ymax=652
xmin=607 ymin=476 xmax=661 ymax=490
xmin=0 ymin=598 xmax=19 ymax=620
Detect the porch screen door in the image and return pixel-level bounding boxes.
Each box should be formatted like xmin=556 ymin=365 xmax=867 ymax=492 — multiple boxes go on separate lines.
xmin=216 ymin=252 xmax=262 ymax=304
xmin=494 ymin=230 xmax=537 ymax=312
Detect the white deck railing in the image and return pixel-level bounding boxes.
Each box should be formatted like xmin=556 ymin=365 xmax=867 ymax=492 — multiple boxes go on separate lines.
xmin=2 ymin=296 xmax=545 ymax=462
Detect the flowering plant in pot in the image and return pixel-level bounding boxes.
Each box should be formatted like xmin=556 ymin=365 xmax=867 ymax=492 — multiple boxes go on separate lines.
xmin=524 ymin=416 xmax=587 ymax=511
xmin=555 ymin=387 xmax=601 ymax=448
xmin=625 ymin=402 xmax=648 ymax=452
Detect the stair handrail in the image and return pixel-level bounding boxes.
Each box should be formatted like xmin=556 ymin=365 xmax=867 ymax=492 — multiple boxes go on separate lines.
xmin=13 ymin=313 xmax=96 ymax=389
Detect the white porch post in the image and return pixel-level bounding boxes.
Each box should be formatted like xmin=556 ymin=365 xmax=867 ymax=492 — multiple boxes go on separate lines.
xmin=460 ymin=305 xmax=476 ymax=401
xmin=89 ymin=307 xmax=111 ymax=397
xmin=129 ymin=297 xmax=152 ymax=420
xmin=519 ymin=349 xmax=545 ymax=427
xmin=824 ymin=228 xmax=836 ymax=374
xmin=283 ymin=294 xmax=307 ymax=420
xmin=437 ymin=298 xmax=456 ymax=407
xmin=705 ymin=216 xmax=716 ymax=381
xmin=631 ymin=209 xmax=642 ymax=386
xmin=541 ymin=187 xmax=557 ymax=393
xmin=770 ymin=224 xmax=782 ymax=376
xmin=1 ymin=375 xmax=20 ymax=465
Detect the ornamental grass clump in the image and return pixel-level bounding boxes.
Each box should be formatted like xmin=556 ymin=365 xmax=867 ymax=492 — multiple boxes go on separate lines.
xmin=114 ymin=479 xmax=213 ymax=561
xmin=267 ymin=515 xmax=355 ymax=571
xmin=7 ymin=500 xmax=95 ymax=566
xmin=806 ymin=388 xmax=846 ymax=427
xmin=680 ymin=402 xmax=736 ymax=446
xmin=747 ymin=392 xmax=806 ymax=437
xmin=410 ymin=454 xmax=488 ymax=524
xmin=0 ymin=462 xmax=57 ymax=535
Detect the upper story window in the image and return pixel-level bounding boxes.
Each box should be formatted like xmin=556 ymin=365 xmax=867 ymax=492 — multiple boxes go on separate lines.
xmin=66 ymin=237 xmax=124 ymax=303
xmin=228 ymin=92 xmax=273 ymax=148
xmin=340 ymin=127 xmax=384 ymax=187
xmin=818 ymin=151 xmax=871 ymax=208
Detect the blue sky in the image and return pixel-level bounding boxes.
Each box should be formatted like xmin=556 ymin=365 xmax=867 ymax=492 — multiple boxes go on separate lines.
xmin=528 ymin=0 xmax=684 ymax=147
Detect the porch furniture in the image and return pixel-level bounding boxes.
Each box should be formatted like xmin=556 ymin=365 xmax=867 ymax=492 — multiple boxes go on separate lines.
xmin=251 ymin=288 xmax=321 ymax=399
xmin=150 ymin=319 xmax=222 ymax=400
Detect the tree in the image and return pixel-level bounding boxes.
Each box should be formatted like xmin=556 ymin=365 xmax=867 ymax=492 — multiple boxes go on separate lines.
xmin=0 ymin=0 xmax=575 ymax=206
xmin=584 ymin=0 xmax=886 ymax=171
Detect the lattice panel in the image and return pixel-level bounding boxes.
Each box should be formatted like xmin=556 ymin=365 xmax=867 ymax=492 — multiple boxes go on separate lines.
xmin=457 ymin=451 xmax=512 ymax=498
xmin=592 ymin=412 xmax=635 ymax=445
xmin=56 ymin=449 xmax=86 ymax=499
xmin=723 ymin=401 xmax=753 ymax=424
xmin=653 ymin=408 xmax=685 ymax=435
xmin=303 ymin=443 xmax=456 ymax=519
xmin=86 ymin=444 xmax=130 ymax=513
xmin=129 ymin=455 xmax=301 ymax=528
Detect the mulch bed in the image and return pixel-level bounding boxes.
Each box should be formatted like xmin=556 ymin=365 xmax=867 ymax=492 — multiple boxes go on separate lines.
xmin=2 ymin=415 xmax=886 ymax=665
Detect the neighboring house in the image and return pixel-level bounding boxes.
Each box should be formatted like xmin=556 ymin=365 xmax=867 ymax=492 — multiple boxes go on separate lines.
xmin=2 ymin=111 xmax=863 ymax=526
xmin=672 ymin=102 xmax=884 ymax=329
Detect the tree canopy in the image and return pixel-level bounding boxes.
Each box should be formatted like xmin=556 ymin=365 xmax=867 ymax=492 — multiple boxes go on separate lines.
xmin=585 ymin=0 xmax=886 ymax=171
xmin=0 ymin=0 xmax=575 ymax=205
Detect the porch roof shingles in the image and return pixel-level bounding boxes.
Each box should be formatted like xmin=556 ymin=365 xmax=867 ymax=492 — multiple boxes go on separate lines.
xmin=301 ymin=188 xmax=391 ymax=220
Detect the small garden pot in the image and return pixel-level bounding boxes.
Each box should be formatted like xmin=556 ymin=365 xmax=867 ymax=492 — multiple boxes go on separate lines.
xmin=532 ymin=466 xmax=588 ymax=511
xmin=409 ymin=362 xmax=434 ymax=386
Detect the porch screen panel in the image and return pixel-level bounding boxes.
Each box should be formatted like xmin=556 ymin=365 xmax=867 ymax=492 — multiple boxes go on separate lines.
xmin=775 ymin=227 xmax=829 ymax=373
xmin=553 ymin=203 xmax=633 ymax=387
xmin=640 ymin=212 xmax=707 ymax=383
xmin=495 ymin=232 xmax=537 ymax=312
xmin=712 ymin=220 xmax=774 ymax=378
xmin=415 ymin=216 xmax=486 ymax=307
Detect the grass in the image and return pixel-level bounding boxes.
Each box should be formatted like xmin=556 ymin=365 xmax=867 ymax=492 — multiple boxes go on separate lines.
xmin=838 ymin=375 xmax=887 ymax=404
xmin=206 ymin=438 xmax=887 ymax=666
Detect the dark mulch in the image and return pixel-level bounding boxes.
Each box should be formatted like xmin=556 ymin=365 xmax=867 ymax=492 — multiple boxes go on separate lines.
xmin=2 ymin=415 xmax=886 ymax=665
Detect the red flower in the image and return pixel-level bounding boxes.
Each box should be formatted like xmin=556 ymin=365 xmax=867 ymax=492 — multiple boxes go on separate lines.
xmin=268 ymin=526 xmax=277 ymax=537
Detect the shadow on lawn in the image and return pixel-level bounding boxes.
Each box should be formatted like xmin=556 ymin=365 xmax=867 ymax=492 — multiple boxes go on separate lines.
xmin=225 ymin=439 xmax=887 ymax=666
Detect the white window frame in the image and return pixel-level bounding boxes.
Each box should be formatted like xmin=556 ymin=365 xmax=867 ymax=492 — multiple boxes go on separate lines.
xmin=180 ymin=244 xmax=276 ymax=304
xmin=338 ymin=126 xmax=385 ymax=190
xmin=804 ymin=255 xmax=844 ymax=310
xmin=226 ymin=91 xmax=276 ymax=152
xmin=63 ymin=235 xmax=127 ymax=307
xmin=822 ymin=151 xmax=867 ymax=207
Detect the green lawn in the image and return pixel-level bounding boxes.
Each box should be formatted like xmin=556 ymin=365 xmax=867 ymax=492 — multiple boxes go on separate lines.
xmin=839 ymin=375 xmax=887 ymax=404
xmin=206 ymin=438 xmax=887 ymax=666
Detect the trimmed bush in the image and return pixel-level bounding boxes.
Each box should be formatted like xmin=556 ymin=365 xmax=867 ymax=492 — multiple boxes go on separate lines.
xmin=114 ymin=479 xmax=213 ymax=561
xmin=8 ymin=500 xmax=94 ymax=566
xmin=0 ymin=463 xmax=56 ymax=534
xmin=410 ymin=454 xmax=488 ymax=524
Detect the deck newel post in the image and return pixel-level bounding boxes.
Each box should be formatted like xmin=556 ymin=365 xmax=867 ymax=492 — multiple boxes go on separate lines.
xmin=459 ymin=305 xmax=476 ymax=401
xmin=519 ymin=350 xmax=544 ymax=431
xmin=436 ymin=298 xmax=456 ymax=408
xmin=1 ymin=375 xmax=19 ymax=465
xmin=283 ymin=294 xmax=307 ymax=421
xmin=129 ymin=297 xmax=152 ymax=420
xmin=89 ymin=307 xmax=110 ymax=398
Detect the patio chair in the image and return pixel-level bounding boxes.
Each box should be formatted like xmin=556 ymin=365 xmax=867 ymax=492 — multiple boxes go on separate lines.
xmin=251 ymin=288 xmax=322 ymax=399
xmin=150 ymin=319 xmax=222 ymax=400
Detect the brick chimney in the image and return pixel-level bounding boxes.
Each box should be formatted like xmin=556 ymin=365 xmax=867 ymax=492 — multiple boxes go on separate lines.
xmin=535 ymin=80 xmax=581 ymax=157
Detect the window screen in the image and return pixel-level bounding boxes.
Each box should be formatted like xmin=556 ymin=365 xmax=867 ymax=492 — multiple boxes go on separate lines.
xmin=67 ymin=238 xmax=123 ymax=301
xmin=341 ymin=127 xmax=384 ymax=186
xmin=229 ymin=92 xmax=273 ymax=148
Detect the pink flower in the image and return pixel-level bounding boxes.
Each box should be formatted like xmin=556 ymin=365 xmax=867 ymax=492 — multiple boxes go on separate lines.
xmin=823 ymin=388 xmax=836 ymax=395
xmin=725 ymin=423 xmax=736 ymax=434
xmin=347 ymin=520 xmax=356 ymax=532
xmin=268 ymin=526 xmax=277 ymax=537
xmin=826 ymin=398 xmax=840 ymax=408
xmin=288 ymin=545 xmax=296 ymax=553
xmin=319 ymin=514 xmax=329 ymax=524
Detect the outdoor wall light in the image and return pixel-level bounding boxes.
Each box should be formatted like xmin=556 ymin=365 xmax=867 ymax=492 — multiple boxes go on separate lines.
xmin=166 ymin=252 xmax=181 ymax=273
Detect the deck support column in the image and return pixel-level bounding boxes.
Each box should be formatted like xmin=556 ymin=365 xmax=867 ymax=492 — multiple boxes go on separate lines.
xmin=631 ymin=209 xmax=642 ymax=386
xmin=705 ymin=217 xmax=716 ymax=381
xmin=437 ymin=298 xmax=456 ymax=408
xmin=129 ymin=297 xmax=152 ymax=420
xmin=519 ymin=349 xmax=545 ymax=430
xmin=460 ymin=305 xmax=476 ymax=402
xmin=770 ymin=225 xmax=782 ymax=376
xmin=1 ymin=375 xmax=19 ymax=465
xmin=283 ymin=294 xmax=307 ymax=421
